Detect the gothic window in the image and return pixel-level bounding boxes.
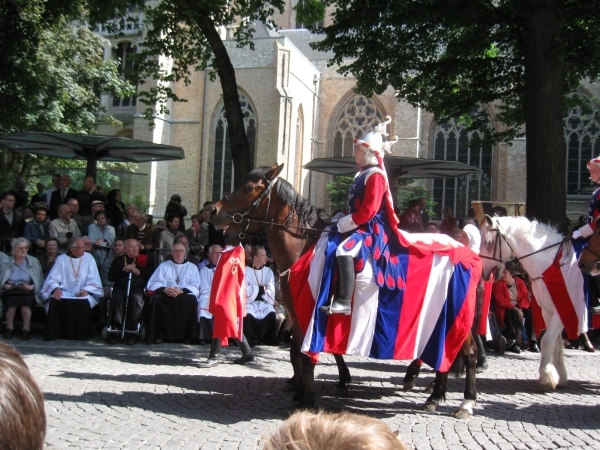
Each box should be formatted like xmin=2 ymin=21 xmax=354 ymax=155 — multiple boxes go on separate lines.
xmin=332 ymin=95 xmax=384 ymax=158
xmin=112 ymin=42 xmax=136 ymax=107
xmin=565 ymin=92 xmax=600 ymax=196
xmin=432 ymin=118 xmax=492 ymax=219
xmin=211 ymin=94 xmax=257 ymax=201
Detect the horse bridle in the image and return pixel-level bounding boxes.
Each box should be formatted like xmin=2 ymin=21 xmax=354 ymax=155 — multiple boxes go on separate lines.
xmin=221 ymin=176 xmax=280 ymax=240
xmin=480 ymin=216 xmax=572 ymax=266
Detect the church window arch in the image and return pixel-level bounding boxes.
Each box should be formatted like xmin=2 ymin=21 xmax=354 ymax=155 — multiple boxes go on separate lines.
xmin=211 ymin=93 xmax=257 ymax=201
xmin=111 ymin=41 xmax=136 ymax=107
xmin=565 ymin=92 xmax=600 ymax=197
xmin=332 ymin=95 xmax=384 ymax=158
xmin=432 ymin=118 xmax=493 ymax=219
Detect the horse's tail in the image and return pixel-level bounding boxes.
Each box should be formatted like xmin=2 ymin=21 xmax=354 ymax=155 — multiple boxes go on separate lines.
xmin=449 ymin=346 xmax=466 ymax=379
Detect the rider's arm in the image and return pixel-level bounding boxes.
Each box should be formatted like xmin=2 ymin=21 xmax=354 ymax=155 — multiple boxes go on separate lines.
xmin=337 ymin=173 xmax=386 ymax=233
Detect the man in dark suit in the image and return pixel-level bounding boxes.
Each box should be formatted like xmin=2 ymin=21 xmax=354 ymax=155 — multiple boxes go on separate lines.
xmin=418 ymin=197 xmax=430 ymax=229
xmin=77 ymin=175 xmax=106 ymax=217
xmin=49 ymin=175 xmax=77 ymax=220
xmin=0 ymin=192 xmax=25 ymax=252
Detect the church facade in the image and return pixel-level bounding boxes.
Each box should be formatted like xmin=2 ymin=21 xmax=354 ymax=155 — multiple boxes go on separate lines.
xmin=97 ymin=4 xmax=600 ymax=222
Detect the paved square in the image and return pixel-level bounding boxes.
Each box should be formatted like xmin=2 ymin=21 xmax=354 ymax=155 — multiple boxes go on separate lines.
xmin=10 ymin=337 xmax=600 ymax=449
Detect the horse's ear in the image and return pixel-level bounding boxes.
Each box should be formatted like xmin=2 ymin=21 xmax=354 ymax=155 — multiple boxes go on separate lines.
xmin=266 ymin=163 xmax=284 ymax=180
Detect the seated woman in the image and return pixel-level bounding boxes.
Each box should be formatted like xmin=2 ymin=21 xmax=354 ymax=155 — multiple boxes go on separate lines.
xmin=37 ymin=238 xmax=60 ymax=278
xmin=23 ymin=206 xmax=50 ymax=257
xmin=0 ymin=238 xmax=44 ymax=340
xmin=492 ymin=262 xmax=537 ymax=353
xmin=398 ymin=199 xmax=423 ymax=232
xmin=87 ymin=210 xmax=116 ymax=269
xmin=147 ymin=242 xmax=200 ymax=343
xmin=439 ymin=207 xmax=458 ymax=235
xmin=158 ymin=214 xmax=183 ymax=263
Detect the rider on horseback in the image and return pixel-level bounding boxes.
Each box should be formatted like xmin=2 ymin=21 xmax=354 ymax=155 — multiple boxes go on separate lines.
xmin=573 ymin=156 xmax=600 ymax=241
xmin=322 ymin=117 xmax=399 ymax=315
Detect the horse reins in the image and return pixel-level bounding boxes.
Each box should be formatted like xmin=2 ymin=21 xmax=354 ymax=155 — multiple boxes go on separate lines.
xmin=222 ymin=176 xmax=322 ymax=239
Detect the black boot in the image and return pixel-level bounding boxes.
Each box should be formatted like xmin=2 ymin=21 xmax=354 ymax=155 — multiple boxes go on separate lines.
xmin=233 ymin=334 xmax=255 ymax=364
xmin=320 ymin=255 xmax=354 ymax=315
xmin=199 ymin=338 xmax=222 ymax=367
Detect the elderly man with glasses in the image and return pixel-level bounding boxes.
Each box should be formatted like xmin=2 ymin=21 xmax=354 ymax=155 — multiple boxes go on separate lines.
xmin=49 ymin=204 xmax=81 ymax=250
xmin=41 ymin=237 xmax=103 ymax=340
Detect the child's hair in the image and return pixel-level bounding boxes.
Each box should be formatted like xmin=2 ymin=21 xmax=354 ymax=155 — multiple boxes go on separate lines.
xmin=263 ymin=410 xmax=408 ymax=450
xmin=0 ymin=343 xmax=46 ymax=449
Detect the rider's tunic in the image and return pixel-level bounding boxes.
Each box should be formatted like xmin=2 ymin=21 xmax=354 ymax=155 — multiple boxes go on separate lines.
xmin=586 ymin=185 xmax=600 ymax=231
xmin=337 ymin=166 xmax=403 ymax=290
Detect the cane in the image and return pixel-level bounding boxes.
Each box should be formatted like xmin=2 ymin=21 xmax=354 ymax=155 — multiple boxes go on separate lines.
xmin=121 ymin=272 xmax=133 ymax=340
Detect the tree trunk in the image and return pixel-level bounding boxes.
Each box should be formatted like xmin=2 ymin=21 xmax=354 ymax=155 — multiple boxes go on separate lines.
xmin=523 ymin=0 xmax=565 ymax=227
xmin=196 ymin=16 xmax=252 ymax=190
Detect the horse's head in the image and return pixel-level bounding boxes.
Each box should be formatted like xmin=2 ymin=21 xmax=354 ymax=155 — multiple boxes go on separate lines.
xmin=478 ymin=215 xmax=512 ymax=280
xmin=212 ymin=163 xmax=284 ymax=241
xmin=578 ymin=225 xmax=600 ymax=274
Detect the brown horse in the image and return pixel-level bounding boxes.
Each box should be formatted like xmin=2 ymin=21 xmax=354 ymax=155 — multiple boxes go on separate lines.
xmin=578 ymin=224 xmax=600 ymax=274
xmin=212 ymin=164 xmax=479 ymax=418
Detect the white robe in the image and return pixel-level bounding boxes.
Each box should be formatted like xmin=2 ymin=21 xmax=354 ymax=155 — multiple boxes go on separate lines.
xmin=41 ymin=253 xmax=103 ymax=308
xmin=245 ymin=266 xmax=275 ymax=320
xmin=198 ymin=265 xmax=216 ymax=321
xmin=147 ymin=260 xmax=201 ymax=298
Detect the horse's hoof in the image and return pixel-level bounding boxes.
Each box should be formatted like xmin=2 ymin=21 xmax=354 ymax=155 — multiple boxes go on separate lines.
xmin=332 ymin=387 xmax=349 ymax=398
xmin=452 ymin=409 xmax=472 ymax=419
xmin=424 ymin=381 xmax=435 ymax=394
xmin=403 ymin=380 xmax=416 ymax=391
xmin=421 ymin=401 xmax=438 ymax=412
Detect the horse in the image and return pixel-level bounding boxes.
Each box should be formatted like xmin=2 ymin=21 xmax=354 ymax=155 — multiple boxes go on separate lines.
xmin=577 ymin=224 xmax=600 ymax=274
xmin=479 ymin=215 xmax=586 ymax=391
xmin=213 ymin=164 xmax=479 ymax=418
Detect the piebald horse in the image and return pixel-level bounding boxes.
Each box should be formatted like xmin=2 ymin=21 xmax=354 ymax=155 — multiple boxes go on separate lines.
xmin=479 ymin=215 xmax=586 ymax=390
xmin=213 ymin=164 xmax=479 ymax=418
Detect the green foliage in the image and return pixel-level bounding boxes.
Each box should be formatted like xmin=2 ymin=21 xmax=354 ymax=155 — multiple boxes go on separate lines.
xmin=396 ymin=182 xmax=437 ymax=219
xmin=314 ymin=0 xmax=600 ymax=144
xmin=129 ymin=195 xmax=151 ymax=214
xmin=326 ymin=176 xmax=354 ymax=211
xmin=0 ymin=8 xmax=137 ymax=196
xmin=294 ymin=0 xmax=326 ymax=28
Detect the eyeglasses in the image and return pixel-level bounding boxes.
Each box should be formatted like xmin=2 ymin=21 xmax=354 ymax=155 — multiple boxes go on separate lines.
xmin=172 ymin=250 xmax=186 ymax=253
xmin=71 ymin=246 xmax=85 ymax=250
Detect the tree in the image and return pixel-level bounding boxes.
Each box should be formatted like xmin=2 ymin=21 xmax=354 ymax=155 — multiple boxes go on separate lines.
xmin=94 ymin=0 xmax=285 ymax=188
xmin=0 ymin=15 xmax=136 ymax=192
xmin=312 ymin=0 xmax=600 ymax=226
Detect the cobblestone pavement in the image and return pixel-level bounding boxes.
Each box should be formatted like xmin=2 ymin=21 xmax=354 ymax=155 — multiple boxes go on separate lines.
xmin=8 ymin=334 xmax=600 ymax=450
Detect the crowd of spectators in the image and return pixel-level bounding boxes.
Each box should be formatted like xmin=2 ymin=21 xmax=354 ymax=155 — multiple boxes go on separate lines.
xmin=0 ymin=175 xmax=291 ymax=347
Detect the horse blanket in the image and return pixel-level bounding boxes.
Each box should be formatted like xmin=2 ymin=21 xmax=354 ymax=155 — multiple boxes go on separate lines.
xmin=289 ymin=228 xmax=481 ymax=371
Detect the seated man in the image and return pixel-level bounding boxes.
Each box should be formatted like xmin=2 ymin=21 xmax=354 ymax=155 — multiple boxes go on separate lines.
xmin=107 ymin=239 xmax=153 ymax=345
xmin=244 ymin=246 xmax=277 ymax=347
xmin=198 ymin=244 xmax=222 ymax=342
xmin=147 ymin=243 xmax=200 ymax=343
xmin=41 ymin=237 xmax=103 ymax=340
xmin=49 ymin=204 xmax=81 ymax=250
xmin=127 ymin=212 xmax=159 ymax=258
xmin=492 ymin=261 xmax=537 ymax=353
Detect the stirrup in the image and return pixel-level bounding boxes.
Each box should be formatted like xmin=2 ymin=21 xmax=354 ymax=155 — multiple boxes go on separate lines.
xmin=320 ymin=300 xmax=351 ymax=316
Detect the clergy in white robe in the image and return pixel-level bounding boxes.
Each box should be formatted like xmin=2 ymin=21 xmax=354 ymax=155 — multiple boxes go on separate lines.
xmin=147 ymin=243 xmax=201 ymax=343
xmin=197 ymin=244 xmax=222 ymax=341
xmin=40 ymin=237 xmax=103 ymax=340
xmin=244 ymin=246 xmax=277 ymax=347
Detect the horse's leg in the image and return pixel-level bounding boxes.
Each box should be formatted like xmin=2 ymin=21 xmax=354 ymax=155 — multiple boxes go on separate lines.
xmin=453 ymin=331 xmax=478 ymax=419
xmin=403 ymin=359 xmax=422 ymax=391
xmin=299 ymin=353 xmax=316 ymax=408
xmin=422 ymin=371 xmax=448 ymax=412
xmin=539 ymin=313 xmax=562 ymax=390
xmin=289 ymin=322 xmax=304 ymax=397
xmin=332 ymin=354 xmax=351 ymax=397
xmin=553 ymin=327 xmax=568 ymax=388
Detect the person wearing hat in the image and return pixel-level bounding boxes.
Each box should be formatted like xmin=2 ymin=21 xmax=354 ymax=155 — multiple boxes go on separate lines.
xmin=164 ymin=194 xmax=187 ymax=232
xmin=321 ymin=117 xmax=399 ymax=315
xmin=82 ymin=200 xmax=108 ymax=235
xmin=77 ymin=175 xmax=106 ymax=217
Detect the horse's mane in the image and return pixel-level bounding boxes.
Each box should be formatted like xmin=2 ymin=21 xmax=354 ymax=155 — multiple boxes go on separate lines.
xmin=493 ymin=216 xmax=562 ymax=243
xmin=248 ymin=167 xmax=322 ymax=230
